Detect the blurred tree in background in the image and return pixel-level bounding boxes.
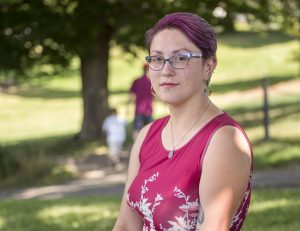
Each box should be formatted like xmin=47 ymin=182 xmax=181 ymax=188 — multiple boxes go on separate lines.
xmin=0 ymin=0 xmax=298 ymax=141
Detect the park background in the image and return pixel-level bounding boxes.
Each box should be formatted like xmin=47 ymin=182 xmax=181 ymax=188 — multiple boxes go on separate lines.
xmin=0 ymin=1 xmax=299 ymax=230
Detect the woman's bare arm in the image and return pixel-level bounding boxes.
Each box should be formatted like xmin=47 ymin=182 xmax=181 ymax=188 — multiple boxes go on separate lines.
xmin=197 ymin=126 xmax=252 ymax=231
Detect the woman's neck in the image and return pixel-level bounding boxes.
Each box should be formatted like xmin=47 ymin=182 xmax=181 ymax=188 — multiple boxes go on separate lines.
xmin=168 ymin=96 xmax=211 ymax=131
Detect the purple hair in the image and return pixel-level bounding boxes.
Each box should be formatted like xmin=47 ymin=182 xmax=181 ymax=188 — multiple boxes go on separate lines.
xmin=145 ymin=12 xmax=217 ymax=58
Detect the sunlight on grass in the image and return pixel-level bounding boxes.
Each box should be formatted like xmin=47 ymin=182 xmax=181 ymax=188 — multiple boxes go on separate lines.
xmin=38 ymin=204 xmax=117 ymax=220
xmin=0 ymin=32 xmax=300 ymax=185
xmin=215 ymin=39 xmax=298 ymax=83
xmin=0 ymin=216 xmax=5 ymax=229
xmin=0 ymin=95 xmax=81 ymax=143
xmin=251 ymin=198 xmax=294 ymax=212
xmin=0 ymin=189 xmax=300 ymax=230
xmin=0 ymin=197 xmax=121 ymax=231
xmin=1 ymin=32 xmax=298 ymax=144
xmin=37 ymin=205 xmax=103 ymax=227
xmin=36 ymin=201 xmax=119 ymax=230
xmin=243 ymin=188 xmax=300 ymax=231
xmin=273 ymin=114 xmax=300 ymax=138
xmin=269 ymin=145 xmax=300 ymax=164
xmin=46 ymin=75 xmax=81 ymax=91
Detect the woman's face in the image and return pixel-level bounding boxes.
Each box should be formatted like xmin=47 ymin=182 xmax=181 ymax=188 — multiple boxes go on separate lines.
xmin=148 ymin=29 xmax=212 ymax=106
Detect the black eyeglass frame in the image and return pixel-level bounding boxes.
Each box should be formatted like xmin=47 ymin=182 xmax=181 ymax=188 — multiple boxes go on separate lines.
xmin=145 ymin=52 xmax=203 ymax=71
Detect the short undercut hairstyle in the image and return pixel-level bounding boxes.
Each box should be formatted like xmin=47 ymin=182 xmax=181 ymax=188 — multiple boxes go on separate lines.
xmin=145 ymin=12 xmax=217 ymax=59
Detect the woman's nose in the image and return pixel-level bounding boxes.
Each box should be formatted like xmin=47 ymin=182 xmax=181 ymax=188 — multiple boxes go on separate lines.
xmin=161 ymin=60 xmax=175 ymax=77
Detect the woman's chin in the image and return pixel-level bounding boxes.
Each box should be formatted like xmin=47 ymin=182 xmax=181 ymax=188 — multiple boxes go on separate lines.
xmin=157 ymin=94 xmax=184 ymax=106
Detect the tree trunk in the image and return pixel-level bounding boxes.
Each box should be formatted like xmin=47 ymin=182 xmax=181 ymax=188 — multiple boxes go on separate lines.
xmin=222 ymin=12 xmax=235 ymax=32
xmin=78 ymin=35 xmax=110 ymax=141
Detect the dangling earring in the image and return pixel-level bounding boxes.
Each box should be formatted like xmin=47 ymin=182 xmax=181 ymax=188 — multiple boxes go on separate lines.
xmin=204 ymin=73 xmax=213 ymax=96
xmin=204 ymin=83 xmax=211 ymax=96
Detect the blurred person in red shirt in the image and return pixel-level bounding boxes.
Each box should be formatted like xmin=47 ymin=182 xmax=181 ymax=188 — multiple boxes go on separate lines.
xmin=129 ymin=63 xmax=153 ymax=140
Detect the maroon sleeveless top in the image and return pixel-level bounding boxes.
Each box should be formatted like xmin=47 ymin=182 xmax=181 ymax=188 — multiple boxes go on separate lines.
xmin=127 ymin=113 xmax=253 ymax=231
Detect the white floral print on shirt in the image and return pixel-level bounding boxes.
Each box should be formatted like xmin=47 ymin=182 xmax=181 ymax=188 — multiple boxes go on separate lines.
xmin=127 ymin=172 xmax=200 ymax=231
xmin=127 ymin=172 xmax=163 ymax=231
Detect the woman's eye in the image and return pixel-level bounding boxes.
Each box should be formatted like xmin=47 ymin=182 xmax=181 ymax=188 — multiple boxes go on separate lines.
xmin=177 ymin=55 xmax=188 ymax=61
xmin=153 ymin=56 xmax=163 ymax=62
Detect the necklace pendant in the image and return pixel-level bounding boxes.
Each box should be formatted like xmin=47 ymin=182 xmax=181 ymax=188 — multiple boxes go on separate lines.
xmin=168 ymin=150 xmax=174 ymax=158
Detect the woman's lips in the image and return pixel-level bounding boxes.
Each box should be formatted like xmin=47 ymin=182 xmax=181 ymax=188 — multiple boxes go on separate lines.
xmin=160 ymin=82 xmax=179 ymax=89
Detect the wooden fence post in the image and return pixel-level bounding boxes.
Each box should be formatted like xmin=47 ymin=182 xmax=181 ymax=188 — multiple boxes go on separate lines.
xmin=262 ymin=78 xmax=270 ymax=141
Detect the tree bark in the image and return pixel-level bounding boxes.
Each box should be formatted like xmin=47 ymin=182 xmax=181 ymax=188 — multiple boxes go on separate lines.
xmin=78 ymin=34 xmax=110 ymax=141
xmin=222 ymin=12 xmax=235 ymax=32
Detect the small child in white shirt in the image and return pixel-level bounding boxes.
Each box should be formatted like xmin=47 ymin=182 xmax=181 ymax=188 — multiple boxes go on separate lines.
xmin=102 ymin=108 xmax=126 ymax=165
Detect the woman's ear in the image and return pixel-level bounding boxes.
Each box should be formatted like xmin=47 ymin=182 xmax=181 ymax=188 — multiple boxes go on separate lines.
xmin=204 ymin=57 xmax=217 ymax=81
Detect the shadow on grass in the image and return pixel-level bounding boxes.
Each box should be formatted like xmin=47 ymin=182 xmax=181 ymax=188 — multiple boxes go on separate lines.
xmin=243 ymin=188 xmax=300 ymax=231
xmin=225 ymin=101 xmax=300 ymax=170
xmin=0 ymin=196 xmax=120 ymax=231
xmin=0 ymin=133 xmax=107 ymax=189
xmin=253 ymin=137 xmax=300 ymax=170
xmin=2 ymin=73 xmax=297 ymax=100
xmin=111 ymin=75 xmax=299 ymax=96
xmin=226 ymin=100 xmax=300 ymax=130
xmin=2 ymin=86 xmax=80 ymax=99
xmin=1 ymin=132 xmax=107 ymax=160
xmin=211 ymin=75 xmax=297 ymax=94
xmin=1 ymin=189 xmax=300 ymax=231
xmin=218 ymin=31 xmax=296 ymax=48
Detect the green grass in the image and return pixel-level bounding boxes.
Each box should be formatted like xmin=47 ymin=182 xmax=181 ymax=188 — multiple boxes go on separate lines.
xmin=0 ymin=188 xmax=299 ymax=231
xmin=0 ymin=196 xmax=120 ymax=231
xmin=0 ymin=31 xmax=299 ymax=187
xmin=0 ymin=135 xmax=107 ymax=189
xmin=1 ymin=31 xmax=298 ymax=144
xmin=0 ymin=72 xmax=82 ymax=143
xmin=243 ymin=188 xmax=300 ymax=231
xmin=216 ymin=43 xmax=298 ymax=84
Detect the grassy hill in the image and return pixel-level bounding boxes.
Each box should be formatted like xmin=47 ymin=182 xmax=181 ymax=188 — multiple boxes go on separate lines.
xmin=0 ymin=31 xmax=299 ymax=188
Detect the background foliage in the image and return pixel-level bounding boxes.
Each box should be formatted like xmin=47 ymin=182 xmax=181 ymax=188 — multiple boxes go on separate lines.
xmin=0 ymin=30 xmax=299 ymax=188
xmin=0 ymin=1 xmax=299 ymax=230
xmin=1 ymin=0 xmax=299 ymax=140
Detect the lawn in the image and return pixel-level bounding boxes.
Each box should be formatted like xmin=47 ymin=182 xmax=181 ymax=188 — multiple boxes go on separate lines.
xmin=0 ymin=31 xmax=299 ymax=188
xmin=0 ymin=31 xmax=298 ymax=144
xmin=0 ymin=188 xmax=299 ymax=231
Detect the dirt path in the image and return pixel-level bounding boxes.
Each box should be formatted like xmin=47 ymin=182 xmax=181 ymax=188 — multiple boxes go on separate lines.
xmin=1 ymin=156 xmax=300 ymax=200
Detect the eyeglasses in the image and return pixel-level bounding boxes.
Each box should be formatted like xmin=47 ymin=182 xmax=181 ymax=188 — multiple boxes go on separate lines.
xmin=145 ymin=52 xmax=203 ymax=71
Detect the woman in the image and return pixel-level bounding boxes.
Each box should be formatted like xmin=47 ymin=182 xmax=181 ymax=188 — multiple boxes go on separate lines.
xmin=113 ymin=12 xmax=253 ymax=231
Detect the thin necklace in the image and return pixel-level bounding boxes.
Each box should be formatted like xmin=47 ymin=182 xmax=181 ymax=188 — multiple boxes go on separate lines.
xmin=168 ymin=101 xmax=211 ymax=159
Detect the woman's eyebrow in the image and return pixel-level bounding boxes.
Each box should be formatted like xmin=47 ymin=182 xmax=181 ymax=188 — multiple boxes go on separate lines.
xmin=150 ymin=50 xmax=163 ymax=55
xmin=173 ymin=48 xmax=192 ymax=53
xmin=150 ymin=48 xmax=192 ymax=55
